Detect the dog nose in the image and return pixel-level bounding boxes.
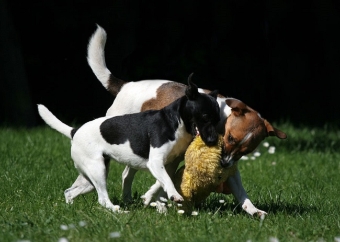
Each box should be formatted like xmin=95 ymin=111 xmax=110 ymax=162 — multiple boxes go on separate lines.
xmin=204 ymin=133 xmax=219 ymax=146
xmin=220 ymin=155 xmax=234 ymax=168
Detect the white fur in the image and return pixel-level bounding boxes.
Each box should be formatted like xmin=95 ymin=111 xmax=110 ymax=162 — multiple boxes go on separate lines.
xmin=87 ymin=25 xmax=112 ymax=89
xmin=38 ymin=104 xmax=195 ymax=212
xmin=106 ymin=80 xmax=171 ymax=116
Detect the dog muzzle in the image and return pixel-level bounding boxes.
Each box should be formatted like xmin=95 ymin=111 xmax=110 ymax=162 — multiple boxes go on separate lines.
xmin=220 ymin=155 xmax=234 ymax=168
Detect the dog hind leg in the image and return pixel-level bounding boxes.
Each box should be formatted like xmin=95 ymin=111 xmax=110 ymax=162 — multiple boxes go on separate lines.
xmin=64 ymin=174 xmax=95 ymax=204
xmin=72 ymin=154 xmax=119 ymax=212
xmin=122 ymin=166 xmax=138 ymax=203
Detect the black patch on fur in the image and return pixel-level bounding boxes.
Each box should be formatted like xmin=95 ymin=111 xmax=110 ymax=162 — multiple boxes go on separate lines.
xmin=100 ymin=82 xmax=220 ymax=158
xmin=100 ymin=109 xmax=180 ymax=159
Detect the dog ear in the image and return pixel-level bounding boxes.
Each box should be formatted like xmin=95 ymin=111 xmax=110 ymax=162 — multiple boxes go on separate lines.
xmin=185 ymin=73 xmax=199 ymax=100
xmin=208 ymin=89 xmax=219 ymax=99
xmin=264 ymin=119 xmax=287 ymax=139
xmin=225 ymin=98 xmax=248 ymax=116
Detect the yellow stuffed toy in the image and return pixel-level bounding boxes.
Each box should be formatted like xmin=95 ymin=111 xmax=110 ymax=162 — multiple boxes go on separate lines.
xmin=174 ymin=135 xmax=237 ymax=212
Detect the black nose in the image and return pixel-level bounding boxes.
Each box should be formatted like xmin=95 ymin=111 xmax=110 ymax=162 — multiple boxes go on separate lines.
xmin=202 ymin=132 xmax=219 ymax=146
xmin=220 ymin=155 xmax=234 ymax=168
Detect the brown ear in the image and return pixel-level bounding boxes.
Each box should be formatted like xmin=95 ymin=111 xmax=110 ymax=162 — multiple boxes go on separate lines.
xmin=225 ymin=98 xmax=248 ymax=116
xmin=264 ymin=119 xmax=287 ymax=139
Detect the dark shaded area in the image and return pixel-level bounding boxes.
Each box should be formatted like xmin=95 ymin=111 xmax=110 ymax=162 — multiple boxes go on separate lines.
xmin=1 ymin=0 xmax=339 ymax=127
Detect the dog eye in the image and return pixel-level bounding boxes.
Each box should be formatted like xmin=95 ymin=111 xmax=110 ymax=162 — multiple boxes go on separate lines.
xmin=228 ymin=134 xmax=235 ymax=144
xmin=202 ymin=114 xmax=209 ymax=121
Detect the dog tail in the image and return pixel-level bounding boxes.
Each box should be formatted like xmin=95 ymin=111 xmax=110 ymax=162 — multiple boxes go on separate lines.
xmin=37 ymin=104 xmax=73 ymax=139
xmin=87 ymin=24 xmax=127 ymax=97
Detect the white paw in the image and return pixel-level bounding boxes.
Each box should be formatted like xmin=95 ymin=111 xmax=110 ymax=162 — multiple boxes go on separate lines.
xmin=64 ymin=193 xmax=73 ymax=204
xmin=169 ymin=193 xmax=184 ymax=203
xmin=141 ymin=194 xmax=153 ymax=206
xmin=243 ymin=204 xmax=267 ymax=217
xmin=108 ymin=205 xmax=121 ymax=213
xmin=255 ymin=209 xmax=267 ymax=217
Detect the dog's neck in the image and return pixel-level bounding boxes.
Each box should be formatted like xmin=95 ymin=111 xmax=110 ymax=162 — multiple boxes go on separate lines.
xmin=215 ymin=98 xmax=232 ymax=134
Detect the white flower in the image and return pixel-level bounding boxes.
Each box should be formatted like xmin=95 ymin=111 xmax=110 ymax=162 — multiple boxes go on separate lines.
xmin=251 ymin=156 xmax=256 ymax=160
xmin=177 ymin=210 xmax=185 ymax=214
xmin=109 ymin=232 xmax=121 ymax=238
xmin=177 ymin=203 xmax=183 ymax=207
xmin=60 ymin=225 xmax=68 ymax=230
xmin=269 ymin=237 xmax=279 ymax=242
xmin=150 ymin=202 xmax=157 ymax=207
xmin=253 ymin=151 xmax=261 ymax=157
xmin=167 ymin=203 xmax=173 ymax=207
xmin=159 ymin=197 xmax=168 ymax=202
xmin=263 ymin=142 xmax=270 ymax=147
xmin=58 ymin=238 xmax=69 ymax=242
xmin=219 ymin=200 xmax=225 ymax=204
xmin=241 ymin=156 xmax=249 ymax=160
xmin=268 ymin=146 xmax=276 ymax=154
xmin=79 ymin=221 xmax=86 ymax=227
xmin=191 ymin=211 xmax=199 ymax=216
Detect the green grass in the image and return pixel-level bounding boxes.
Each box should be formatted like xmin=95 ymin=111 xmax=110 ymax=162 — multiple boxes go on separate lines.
xmin=1 ymin=123 xmax=340 ymax=242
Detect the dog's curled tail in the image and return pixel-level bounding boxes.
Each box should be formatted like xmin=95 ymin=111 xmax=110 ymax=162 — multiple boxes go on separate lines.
xmin=37 ymin=104 xmax=73 ymax=139
xmin=87 ymin=24 xmax=126 ymax=96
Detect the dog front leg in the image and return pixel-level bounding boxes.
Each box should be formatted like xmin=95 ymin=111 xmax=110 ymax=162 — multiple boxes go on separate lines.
xmin=227 ymin=170 xmax=267 ymax=217
xmin=141 ymin=180 xmax=162 ymax=205
xmin=147 ymin=159 xmax=183 ymax=203
xmin=122 ymin=166 xmax=138 ymax=203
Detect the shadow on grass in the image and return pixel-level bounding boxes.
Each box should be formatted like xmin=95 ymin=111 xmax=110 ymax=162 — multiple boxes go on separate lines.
xmin=198 ymin=195 xmax=318 ymax=217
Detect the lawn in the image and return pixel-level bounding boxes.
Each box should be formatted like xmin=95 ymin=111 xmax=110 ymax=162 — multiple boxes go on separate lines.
xmin=1 ymin=123 xmax=339 ymax=242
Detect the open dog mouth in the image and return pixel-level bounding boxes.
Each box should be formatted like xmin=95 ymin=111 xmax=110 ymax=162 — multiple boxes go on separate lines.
xmin=195 ymin=126 xmax=200 ymax=136
xmin=220 ymin=145 xmax=234 ymax=168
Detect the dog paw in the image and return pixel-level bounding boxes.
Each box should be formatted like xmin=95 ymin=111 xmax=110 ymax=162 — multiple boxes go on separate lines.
xmin=107 ymin=204 xmax=121 ymax=213
xmin=170 ymin=194 xmax=184 ymax=203
xmin=141 ymin=194 xmax=153 ymax=206
xmin=256 ymin=209 xmax=267 ymax=218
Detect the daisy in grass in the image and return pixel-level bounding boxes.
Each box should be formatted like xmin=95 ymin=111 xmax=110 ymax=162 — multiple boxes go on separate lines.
xmin=268 ymin=146 xmax=276 ymax=154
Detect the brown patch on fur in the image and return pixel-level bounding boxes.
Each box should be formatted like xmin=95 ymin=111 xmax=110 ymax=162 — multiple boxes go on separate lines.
xmin=107 ymin=75 xmax=127 ymax=96
xmin=141 ymin=82 xmax=187 ymax=111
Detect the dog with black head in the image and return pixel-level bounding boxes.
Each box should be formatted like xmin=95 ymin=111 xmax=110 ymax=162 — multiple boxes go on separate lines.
xmin=38 ymin=78 xmax=220 ymax=212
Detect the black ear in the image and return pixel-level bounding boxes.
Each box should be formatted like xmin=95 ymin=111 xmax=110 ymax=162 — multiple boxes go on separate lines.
xmin=209 ymin=89 xmax=219 ymax=99
xmin=185 ymin=73 xmax=199 ymax=100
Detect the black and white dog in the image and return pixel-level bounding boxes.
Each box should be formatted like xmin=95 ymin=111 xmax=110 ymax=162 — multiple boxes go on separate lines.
xmin=38 ymin=78 xmax=220 ymax=212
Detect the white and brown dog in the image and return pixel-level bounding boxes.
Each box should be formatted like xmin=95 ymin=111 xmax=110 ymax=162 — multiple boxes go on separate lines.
xmin=38 ymin=79 xmax=220 ymax=212
xmin=87 ymin=25 xmax=287 ymax=216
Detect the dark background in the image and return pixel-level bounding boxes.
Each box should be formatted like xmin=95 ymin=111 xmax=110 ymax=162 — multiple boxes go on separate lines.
xmin=1 ymin=0 xmax=339 ymax=128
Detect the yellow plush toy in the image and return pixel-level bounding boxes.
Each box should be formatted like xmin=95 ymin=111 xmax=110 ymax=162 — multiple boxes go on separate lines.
xmin=174 ymin=135 xmax=237 ymax=212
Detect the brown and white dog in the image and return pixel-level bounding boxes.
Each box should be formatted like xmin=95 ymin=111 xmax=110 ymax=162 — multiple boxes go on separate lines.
xmin=87 ymin=25 xmax=287 ymax=216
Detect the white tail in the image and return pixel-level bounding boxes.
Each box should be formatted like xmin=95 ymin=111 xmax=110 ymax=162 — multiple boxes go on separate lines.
xmin=87 ymin=24 xmax=112 ymax=89
xmin=37 ymin=104 xmax=73 ymax=139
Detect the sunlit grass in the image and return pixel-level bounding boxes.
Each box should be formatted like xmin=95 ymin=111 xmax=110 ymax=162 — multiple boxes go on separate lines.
xmin=1 ymin=123 xmax=340 ymax=242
